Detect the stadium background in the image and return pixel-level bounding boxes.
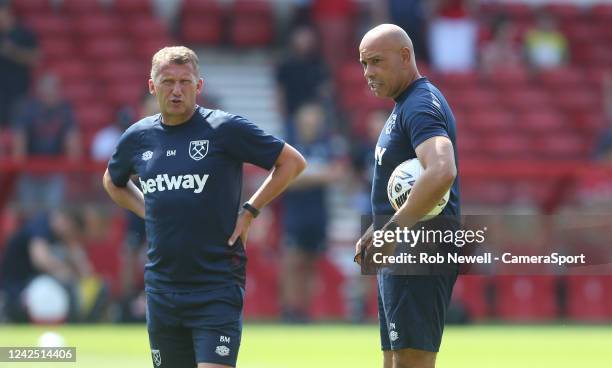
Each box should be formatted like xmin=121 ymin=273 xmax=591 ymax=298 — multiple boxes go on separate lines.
xmin=0 ymin=0 xmax=611 ymax=366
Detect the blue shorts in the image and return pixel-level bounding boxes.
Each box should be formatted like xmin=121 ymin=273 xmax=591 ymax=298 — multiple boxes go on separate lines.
xmin=146 ymin=285 xmax=244 ymax=367
xmin=284 ymin=225 xmax=327 ymax=254
xmin=377 ymin=272 xmax=457 ymax=352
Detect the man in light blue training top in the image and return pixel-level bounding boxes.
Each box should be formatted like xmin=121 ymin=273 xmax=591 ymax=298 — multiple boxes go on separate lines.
xmin=355 ymin=24 xmax=460 ymax=368
xmin=103 ymin=46 xmax=306 ymax=368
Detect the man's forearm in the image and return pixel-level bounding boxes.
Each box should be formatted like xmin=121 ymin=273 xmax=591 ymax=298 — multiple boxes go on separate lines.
xmin=247 ymin=149 xmax=305 ymax=211
xmin=103 ymin=170 xmax=145 ymax=219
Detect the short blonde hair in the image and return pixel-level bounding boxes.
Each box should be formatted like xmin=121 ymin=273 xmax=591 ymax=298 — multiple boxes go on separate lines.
xmin=151 ymin=46 xmax=200 ymax=81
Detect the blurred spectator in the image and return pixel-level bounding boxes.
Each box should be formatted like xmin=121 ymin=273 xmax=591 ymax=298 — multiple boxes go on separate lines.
xmin=0 ymin=1 xmax=38 ymax=127
xmin=276 ymin=25 xmax=331 ymax=127
xmin=573 ymin=142 xmax=612 ymax=210
xmin=370 ymin=0 xmax=429 ymax=63
xmin=350 ymin=109 xmax=388 ymax=216
xmin=428 ymin=0 xmax=478 ymax=72
xmin=480 ymin=16 xmax=525 ymax=74
xmin=572 ymin=73 xmax=612 ymax=211
xmin=281 ymin=103 xmax=346 ymax=322
xmin=311 ymin=0 xmax=357 ymax=71
xmin=90 ymin=98 xmax=152 ymax=322
xmin=91 ymin=107 xmax=136 ymax=162
xmin=0 ymin=208 xmax=106 ymax=323
xmin=11 ymin=73 xmax=80 ymax=213
xmin=524 ymin=12 xmax=568 ymax=69
xmin=593 ymin=72 xmax=612 ymax=159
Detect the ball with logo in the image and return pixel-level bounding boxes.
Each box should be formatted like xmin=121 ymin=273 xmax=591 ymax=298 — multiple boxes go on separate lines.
xmin=387 ymin=158 xmax=449 ymax=217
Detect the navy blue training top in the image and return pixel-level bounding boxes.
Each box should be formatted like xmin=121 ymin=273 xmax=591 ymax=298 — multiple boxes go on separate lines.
xmin=371 ymin=78 xmax=460 ymax=226
xmin=108 ymin=106 xmax=285 ymax=292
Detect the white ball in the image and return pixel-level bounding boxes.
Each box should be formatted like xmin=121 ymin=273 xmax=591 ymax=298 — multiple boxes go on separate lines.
xmin=24 ymin=275 xmax=69 ymax=324
xmin=387 ymin=158 xmax=450 ymax=217
xmin=38 ymin=332 xmax=66 ymax=347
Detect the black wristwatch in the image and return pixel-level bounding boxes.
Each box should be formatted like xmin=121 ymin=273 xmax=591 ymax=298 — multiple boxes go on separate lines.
xmin=242 ymin=202 xmax=260 ymax=218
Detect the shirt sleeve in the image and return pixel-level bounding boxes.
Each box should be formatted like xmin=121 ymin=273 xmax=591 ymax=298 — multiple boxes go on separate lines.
xmin=107 ymin=127 xmax=138 ymax=187
xmin=406 ymin=107 xmax=449 ymax=149
xmin=224 ymin=116 xmax=285 ymax=170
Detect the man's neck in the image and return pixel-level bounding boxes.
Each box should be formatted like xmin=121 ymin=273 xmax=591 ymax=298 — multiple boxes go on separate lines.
xmin=392 ymin=70 xmax=422 ymax=100
xmin=161 ymin=107 xmax=197 ymax=126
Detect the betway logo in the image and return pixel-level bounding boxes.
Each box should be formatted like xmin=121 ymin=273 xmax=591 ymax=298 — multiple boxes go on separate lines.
xmin=139 ymin=174 xmax=209 ymax=194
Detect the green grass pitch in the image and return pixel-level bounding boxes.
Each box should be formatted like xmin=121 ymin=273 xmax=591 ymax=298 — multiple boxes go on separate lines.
xmin=0 ymin=324 xmax=610 ymax=367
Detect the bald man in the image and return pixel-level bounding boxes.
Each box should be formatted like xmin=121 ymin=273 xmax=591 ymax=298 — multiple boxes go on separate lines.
xmin=355 ymin=24 xmax=460 ymax=368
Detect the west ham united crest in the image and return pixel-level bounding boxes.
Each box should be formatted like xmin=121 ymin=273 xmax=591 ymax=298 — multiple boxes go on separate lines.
xmin=189 ymin=140 xmax=209 ymax=161
xmin=151 ymin=349 xmax=161 ymax=367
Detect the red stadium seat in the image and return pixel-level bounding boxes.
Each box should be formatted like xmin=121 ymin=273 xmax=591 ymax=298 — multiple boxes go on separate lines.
xmin=502 ymin=88 xmax=550 ymax=112
xmin=74 ymin=103 xmax=115 ymax=130
xmin=244 ymin=248 xmax=280 ymax=318
xmin=62 ymin=81 xmax=98 ymax=104
xmin=497 ymin=3 xmax=533 ymax=20
xmin=338 ymin=62 xmax=365 ymax=89
xmin=83 ymin=37 xmax=131 ymax=61
xmin=25 ymin=14 xmax=71 ymax=37
xmin=434 ymin=71 xmax=480 ymax=89
xmin=180 ymin=16 xmax=223 ymax=45
xmin=97 ymin=61 xmax=148 ymax=84
xmin=11 ymin=0 xmax=51 ymax=17
xmin=553 ymin=89 xmax=599 ymax=114
xmin=72 ymin=15 xmax=121 ymax=38
xmin=60 ymin=0 xmax=106 ymax=15
xmin=446 ymin=87 xmax=499 ymax=112
xmin=517 ymin=110 xmax=567 ymax=133
xmin=512 ymin=179 xmax=559 ymax=206
xmin=85 ymin=215 xmax=126 ymax=297
xmin=459 ymin=178 xmax=512 ymax=205
xmin=310 ymin=257 xmax=346 ymax=319
xmin=484 ymin=66 xmax=531 ymax=89
xmin=538 ymin=67 xmax=585 ymax=89
xmin=47 ymin=60 xmax=89 ymax=84
xmin=466 ymin=109 xmax=514 ymax=133
xmin=124 ymin=16 xmax=169 ymax=41
xmin=480 ymin=132 xmax=533 ymax=159
xmin=113 ymin=0 xmax=154 ymax=16
xmin=105 ymin=82 xmax=147 ymax=109
xmin=494 ymin=276 xmax=558 ymax=321
xmin=533 ymin=133 xmax=587 ymax=159
xmin=543 ymin=4 xmax=582 ymax=21
xmin=589 ymin=4 xmax=612 ymax=23
xmin=571 ymin=112 xmax=604 ymax=133
xmin=229 ymin=1 xmax=274 ymax=47
xmin=562 ymin=22 xmax=598 ymax=44
xmin=452 ymin=276 xmax=489 ymax=320
xmin=132 ymin=37 xmax=173 ymax=60
xmin=39 ymin=37 xmax=77 ymax=63
xmin=595 ymin=22 xmax=612 ymax=44
xmin=457 ymin=132 xmax=482 ymax=159
xmin=566 ymin=275 xmax=612 ymax=321
xmin=179 ymin=0 xmax=223 ymax=45
xmin=584 ymin=66 xmax=612 ymax=89
xmin=572 ymin=44 xmax=612 ymax=67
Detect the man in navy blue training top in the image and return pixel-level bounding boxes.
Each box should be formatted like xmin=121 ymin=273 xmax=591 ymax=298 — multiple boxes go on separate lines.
xmin=355 ymin=25 xmax=460 ymax=368
xmin=103 ymin=46 xmax=306 ymax=368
